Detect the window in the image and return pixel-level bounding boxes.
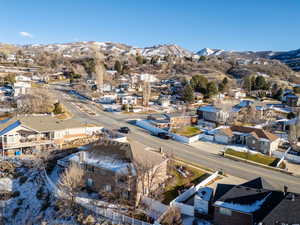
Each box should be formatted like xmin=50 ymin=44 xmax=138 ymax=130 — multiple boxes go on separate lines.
xmin=105 ymin=185 xmax=111 ymax=192
xmin=86 ymin=178 xmax=93 ymax=187
xmin=219 ymin=207 xmax=232 ymax=216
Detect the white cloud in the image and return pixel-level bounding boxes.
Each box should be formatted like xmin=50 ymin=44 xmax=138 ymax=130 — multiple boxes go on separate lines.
xmin=19 ymin=32 xmax=33 ymax=38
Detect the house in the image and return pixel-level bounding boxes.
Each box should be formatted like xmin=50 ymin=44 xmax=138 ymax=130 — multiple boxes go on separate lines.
xmin=0 ymin=115 xmax=102 ymax=156
xmin=147 ymin=114 xmax=170 ymax=129
xmin=121 ymin=95 xmax=138 ymax=105
xmin=58 ymin=139 xmax=168 ymax=205
xmin=164 ymin=113 xmax=198 ymax=128
xmin=158 ymin=96 xmax=170 ymax=107
xmin=214 ymin=126 xmax=280 ymax=155
xmin=197 ymin=105 xmax=229 ymax=124
xmin=231 ymin=90 xmax=246 ymax=99
xmin=15 ymin=75 xmax=31 ymax=82
xmin=284 ymin=94 xmax=299 ymax=107
xmin=260 ymin=192 xmax=300 ymax=224
xmin=13 ymin=81 xmax=31 ymax=98
xmin=213 ymin=178 xmax=284 ymax=225
xmin=97 ymin=94 xmax=117 ymax=104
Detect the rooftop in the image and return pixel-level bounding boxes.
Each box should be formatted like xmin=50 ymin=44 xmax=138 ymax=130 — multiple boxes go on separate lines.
xmin=261 ymin=192 xmax=300 ymax=224
xmin=0 ymin=115 xmax=100 ymax=135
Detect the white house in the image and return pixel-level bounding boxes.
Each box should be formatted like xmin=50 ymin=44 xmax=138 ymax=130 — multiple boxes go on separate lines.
xmin=15 ymin=75 xmax=32 ymax=82
xmin=121 ymin=95 xmax=138 ymax=105
xmin=0 ymin=115 xmax=102 ymax=156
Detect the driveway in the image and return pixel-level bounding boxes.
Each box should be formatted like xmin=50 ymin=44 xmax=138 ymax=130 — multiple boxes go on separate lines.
xmin=189 ymin=141 xmax=225 ymax=154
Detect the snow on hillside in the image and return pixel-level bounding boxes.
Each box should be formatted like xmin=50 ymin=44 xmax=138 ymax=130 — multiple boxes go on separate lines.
xmin=197 ymin=48 xmax=224 ymax=56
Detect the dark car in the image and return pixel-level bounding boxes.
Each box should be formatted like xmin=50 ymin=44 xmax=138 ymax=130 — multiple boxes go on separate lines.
xmin=119 ymin=127 xmax=130 ymax=134
xmin=157 ymin=132 xmax=171 ymax=139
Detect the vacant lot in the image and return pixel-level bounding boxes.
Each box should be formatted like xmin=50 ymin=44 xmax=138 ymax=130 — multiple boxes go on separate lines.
xmin=225 ymin=148 xmax=284 ymax=168
xmin=162 ymin=161 xmax=209 ymax=204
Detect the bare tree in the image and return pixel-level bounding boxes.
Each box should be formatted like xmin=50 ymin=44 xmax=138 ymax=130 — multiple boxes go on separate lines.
xmin=159 ymin=207 xmax=182 ymax=225
xmin=59 ymin=162 xmax=84 ymax=201
xmin=289 ymin=115 xmax=300 ymax=151
xmin=17 ymin=88 xmax=56 ymax=114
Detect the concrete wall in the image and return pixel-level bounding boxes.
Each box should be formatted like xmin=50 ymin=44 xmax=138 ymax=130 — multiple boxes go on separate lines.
xmin=135 ymin=120 xmax=166 ymax=135
xmin=170 ymin=133 xmax=203 ymax=144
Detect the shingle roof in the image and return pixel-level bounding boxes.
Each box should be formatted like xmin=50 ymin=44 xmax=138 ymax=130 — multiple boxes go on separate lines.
xmin=214 ymin=177 xmax=284 ymax=222
xmin=86 ymin=139 xmax=166 ymax=168
xmin=0 ymin=115 xmax=100 ymax=135
xmin=219 ymin=126 xmax=279 ymax=142
xmin=261 ymin=192 xmax=300 ymax=224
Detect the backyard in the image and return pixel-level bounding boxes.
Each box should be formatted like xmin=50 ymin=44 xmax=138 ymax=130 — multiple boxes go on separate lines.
xmin=225 ymin=148 xmax=285 ymax=168
xmin=172 ymin=126 xmax=202 ymax=137
xmin=162 ymin=161 xmax=209 ymax=204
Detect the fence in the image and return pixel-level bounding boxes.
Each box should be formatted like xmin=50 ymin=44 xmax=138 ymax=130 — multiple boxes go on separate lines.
xmin=170 ymin=171 xmax=219 ymax=216
xmin=43 ymin=170 xmax=153 ymax=225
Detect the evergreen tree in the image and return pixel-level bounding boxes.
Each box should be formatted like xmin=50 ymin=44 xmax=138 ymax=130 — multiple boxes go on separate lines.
xmin=182 ymin=84 xmax=194 ymax=103
xmin=190 ymin=75 xmax=208 ymax=94
xmin=207 ymin=81 xmax=218 ymax=96
xmin=136 ymin=55 xmax=143 ymax=64
xmin=255 ymin=76 xmax=267 ymax=90
xmin=222 ymin=77 xmax=228 ymax=85
xmin=294 ymin=86 xmax=300 ymax=94
xmin=218 ymin=83 xmax=225 ymax=92
xmin=114 ymin=60 xmax=122 ymax=73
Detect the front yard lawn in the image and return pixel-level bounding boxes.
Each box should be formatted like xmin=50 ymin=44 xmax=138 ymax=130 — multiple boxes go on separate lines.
xmin=162 ymin=161 xmax=209 ymax=204
xmin=225 ymin=148 xmax=284 ymax=168
xmin=172 ymin=126 xmax=202 ymax=137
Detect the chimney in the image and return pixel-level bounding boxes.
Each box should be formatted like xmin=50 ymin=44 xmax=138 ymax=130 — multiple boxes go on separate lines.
xmin=283 ymin=185 xmax=288 ymax=196
xmin=292 ymin=194 xmax=295 ymax=202
xmin=79 ymin=151 xmax=86 ymax=163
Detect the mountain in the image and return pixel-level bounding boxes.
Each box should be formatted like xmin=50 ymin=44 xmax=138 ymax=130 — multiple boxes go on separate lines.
xmin=197 ymin=48 xmax=225 ymax=56
xmin=269 ymin=49 xmax=300 ymax=71
xmin=140 ymin=44 xmax=192 ymax=57
xmin=24 ymin=42 xmax=193 ymax=58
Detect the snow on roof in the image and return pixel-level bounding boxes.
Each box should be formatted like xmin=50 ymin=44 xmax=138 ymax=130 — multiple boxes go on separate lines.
xmin=0 ymin=178 xmax=13 ymax=191
xmin=68 ymin=152 xmax=137 ymax=176
xmin=215 ymin=192 xmax=272 ymax=213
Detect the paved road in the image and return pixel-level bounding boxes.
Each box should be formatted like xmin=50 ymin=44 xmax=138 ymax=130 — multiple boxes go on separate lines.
xmin=51 ymin=84 xmax=300 ymax=192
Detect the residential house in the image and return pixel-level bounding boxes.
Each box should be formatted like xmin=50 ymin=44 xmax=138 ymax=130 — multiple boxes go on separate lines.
xmin=213 ymin=177 xmax=284 ymax=225
xmin=164 ymin=113 xmax=198 ymax=128
xmin=147 ymin=114 xmax=170 ymax=129
xmin=58 ymin=139 xmax=168 ymax=205
xmin=0 ymin=115 xmax=102 ymax=156
xmin=13 ymin=81 xmax=31 ymax=98
xmin=228 ymin=89 xmax=246 ymax=99
xmin=260 ymin=192 xmax=300 ymax=224
xmin=120 ymin=95 xmax=138 ymax=105
xmin=284 ymin=94 xmax=299 ymax=107
xmin=15 ymin=75 xmax=31 ymax=82
xmin=214 ymin=126 xmax=280 ymax=155
xmin=197 ymin=105 xmax=229 ymax=124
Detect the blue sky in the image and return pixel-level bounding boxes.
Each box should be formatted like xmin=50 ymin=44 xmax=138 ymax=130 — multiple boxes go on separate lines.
xmin=0 ymin=0 xmax=299 ymax=51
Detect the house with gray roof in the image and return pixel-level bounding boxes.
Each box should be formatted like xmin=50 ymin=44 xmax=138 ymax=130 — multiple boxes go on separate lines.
xmin=0 ymin=115 xmax=102 ymax=156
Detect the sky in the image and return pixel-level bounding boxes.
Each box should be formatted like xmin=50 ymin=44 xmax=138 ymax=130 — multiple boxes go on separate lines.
xmin=0 ymin=0 xmax=299 ymax=52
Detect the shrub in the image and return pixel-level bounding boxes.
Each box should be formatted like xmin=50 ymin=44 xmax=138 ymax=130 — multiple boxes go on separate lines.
xmin=19 ymin=176 xmax=28 ymax=185
xmin=12 ymin=191 xmax=20 ymax=198
xmin=12 ymin=207 xmax=19 ymax=217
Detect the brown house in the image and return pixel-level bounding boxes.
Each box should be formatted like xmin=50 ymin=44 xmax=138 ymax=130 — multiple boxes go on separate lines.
xmin=59 ymin=139 xmax=168 ymax=205
xmin=214 ymin=126 xmax=280 ymax=155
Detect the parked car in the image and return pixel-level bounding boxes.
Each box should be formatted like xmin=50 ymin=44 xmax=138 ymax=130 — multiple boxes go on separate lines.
xmin=157 ymin=132 xmax=171 ymax=140
xmin=119 ymin=127 xmax=130 ymax=134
